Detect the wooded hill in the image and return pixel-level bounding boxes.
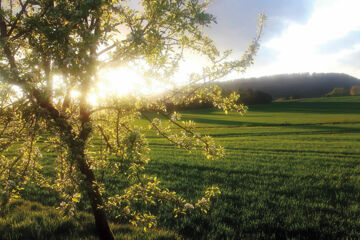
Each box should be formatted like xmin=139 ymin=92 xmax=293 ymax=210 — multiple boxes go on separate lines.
xmin=218 ymin=73 xmax=360 ymax=99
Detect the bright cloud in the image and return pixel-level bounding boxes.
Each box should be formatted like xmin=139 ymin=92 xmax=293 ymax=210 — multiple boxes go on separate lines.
xmin=261 ymin=0 xmax=360 ymax=77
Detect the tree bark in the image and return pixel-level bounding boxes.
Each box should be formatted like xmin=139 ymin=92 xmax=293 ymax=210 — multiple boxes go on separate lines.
xmin=75 ymin=73 xmax=115 ymax=239
xmin=69 ymin=138 xmax=115 ymax=240
xmin=33 ymin=91 xmax=116 ymax=239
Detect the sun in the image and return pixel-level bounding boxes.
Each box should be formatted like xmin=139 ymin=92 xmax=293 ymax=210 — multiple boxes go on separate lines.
xmin=87 ymin=67 xmax=170 ymax=106
xmin=99 ymin=68 xmax=142 ymax=95
xmin=55 ymin=55 xmax=214 ymax=106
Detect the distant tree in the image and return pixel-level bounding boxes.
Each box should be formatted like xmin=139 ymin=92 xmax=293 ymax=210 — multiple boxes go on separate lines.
xmin=350 ymin=86 xmax=360 ymax=95
xmin=325 ymin=88 xmax=349 ymax=97
xmin=238 ymin=89 xmax=272 ymax=105
xmin=218 ymin=72 xmax=360 ymax=99
xmin=0 ymin=1 xmax=264 ymax=239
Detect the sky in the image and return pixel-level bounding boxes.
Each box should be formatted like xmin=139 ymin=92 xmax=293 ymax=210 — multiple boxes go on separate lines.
xmin=201 ymin=0 xmax=360 ymax=79
xmin=95 ymin=0 xmax=360 ymax=98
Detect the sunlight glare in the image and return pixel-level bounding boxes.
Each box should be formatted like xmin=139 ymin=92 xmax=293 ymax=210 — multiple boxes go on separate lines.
xmin=88 ymin=67 xmax=171 ymax=105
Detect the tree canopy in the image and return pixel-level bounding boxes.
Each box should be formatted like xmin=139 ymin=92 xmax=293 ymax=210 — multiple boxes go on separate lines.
xmin=0 ymin=1 xmax=264 ymax=239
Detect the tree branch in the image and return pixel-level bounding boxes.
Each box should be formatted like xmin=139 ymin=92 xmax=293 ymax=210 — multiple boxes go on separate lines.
xmin=95 ymin=124 xmax=113 ymax=153
xmin=7 ymin=0 xmax=30 ymax=37
xmin=96 ymin=43 xmax=117 ymax=56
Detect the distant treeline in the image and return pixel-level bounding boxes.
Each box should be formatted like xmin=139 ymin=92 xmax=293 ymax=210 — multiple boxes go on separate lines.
xmin=217 ymin=73 xmax=360 ymax=99
xmin=166 ymin=88 xmax=273 ymax=111
xmin=166 ymin=73 xmax=360 ymax=111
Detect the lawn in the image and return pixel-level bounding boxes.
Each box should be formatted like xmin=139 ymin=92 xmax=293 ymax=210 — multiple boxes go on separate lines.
xmin=8 ymin=96 xmax=360 ymax=239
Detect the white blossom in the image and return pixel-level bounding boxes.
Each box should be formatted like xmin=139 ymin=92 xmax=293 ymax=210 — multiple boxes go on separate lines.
xmin=184 ymin=203 xmax=194 ymax=210
xmin=197 ymin=198 xmax=208 ymax=205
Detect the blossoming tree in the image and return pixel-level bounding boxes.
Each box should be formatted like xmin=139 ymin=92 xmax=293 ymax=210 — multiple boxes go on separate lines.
xmin=0 ymin=0 xmax=264 ymax=239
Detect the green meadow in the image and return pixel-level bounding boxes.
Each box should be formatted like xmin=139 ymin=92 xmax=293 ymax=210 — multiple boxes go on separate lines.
xmin=4 ymin=96 xmax=360 ymax=239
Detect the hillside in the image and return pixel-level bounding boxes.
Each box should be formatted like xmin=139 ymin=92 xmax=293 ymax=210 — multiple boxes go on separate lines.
xmin=218 ymin=73 xmax=360 ymax=99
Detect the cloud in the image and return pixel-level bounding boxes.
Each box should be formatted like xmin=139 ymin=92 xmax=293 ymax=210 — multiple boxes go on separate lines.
xmin=206 ymin=0 xmax=314 ymax=51
xmin=259 ymin=0 xmax=360 ymax=78
xmin=335 ymin=44 xmax=360 ymax=77
xmin=318 ymin=31 xmax=360 ymax=55
xmin=267 ymin=0 xmax=360 ymax=49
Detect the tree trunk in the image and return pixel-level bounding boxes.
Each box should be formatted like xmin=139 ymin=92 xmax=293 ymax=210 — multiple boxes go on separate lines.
xmin=69 ymin=140 xmax=115 ymax=240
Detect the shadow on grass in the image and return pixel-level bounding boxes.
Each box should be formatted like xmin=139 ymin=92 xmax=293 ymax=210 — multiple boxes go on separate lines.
xmin=147 ymin=123 xmax=360 ymax=140
xmin=225 ymin=146 xmax=360 ymax=159
xmin=183 ymin=114 xmax=360 ymax=127
xmin=251 ymin=102 xmax=360 ymax=114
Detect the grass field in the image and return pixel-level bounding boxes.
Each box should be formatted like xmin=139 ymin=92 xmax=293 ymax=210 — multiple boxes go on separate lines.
xmin=6 ymin=96 xmax=360 ymax=239
xmin=144 ymin=96 xmax=360 ymax=239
